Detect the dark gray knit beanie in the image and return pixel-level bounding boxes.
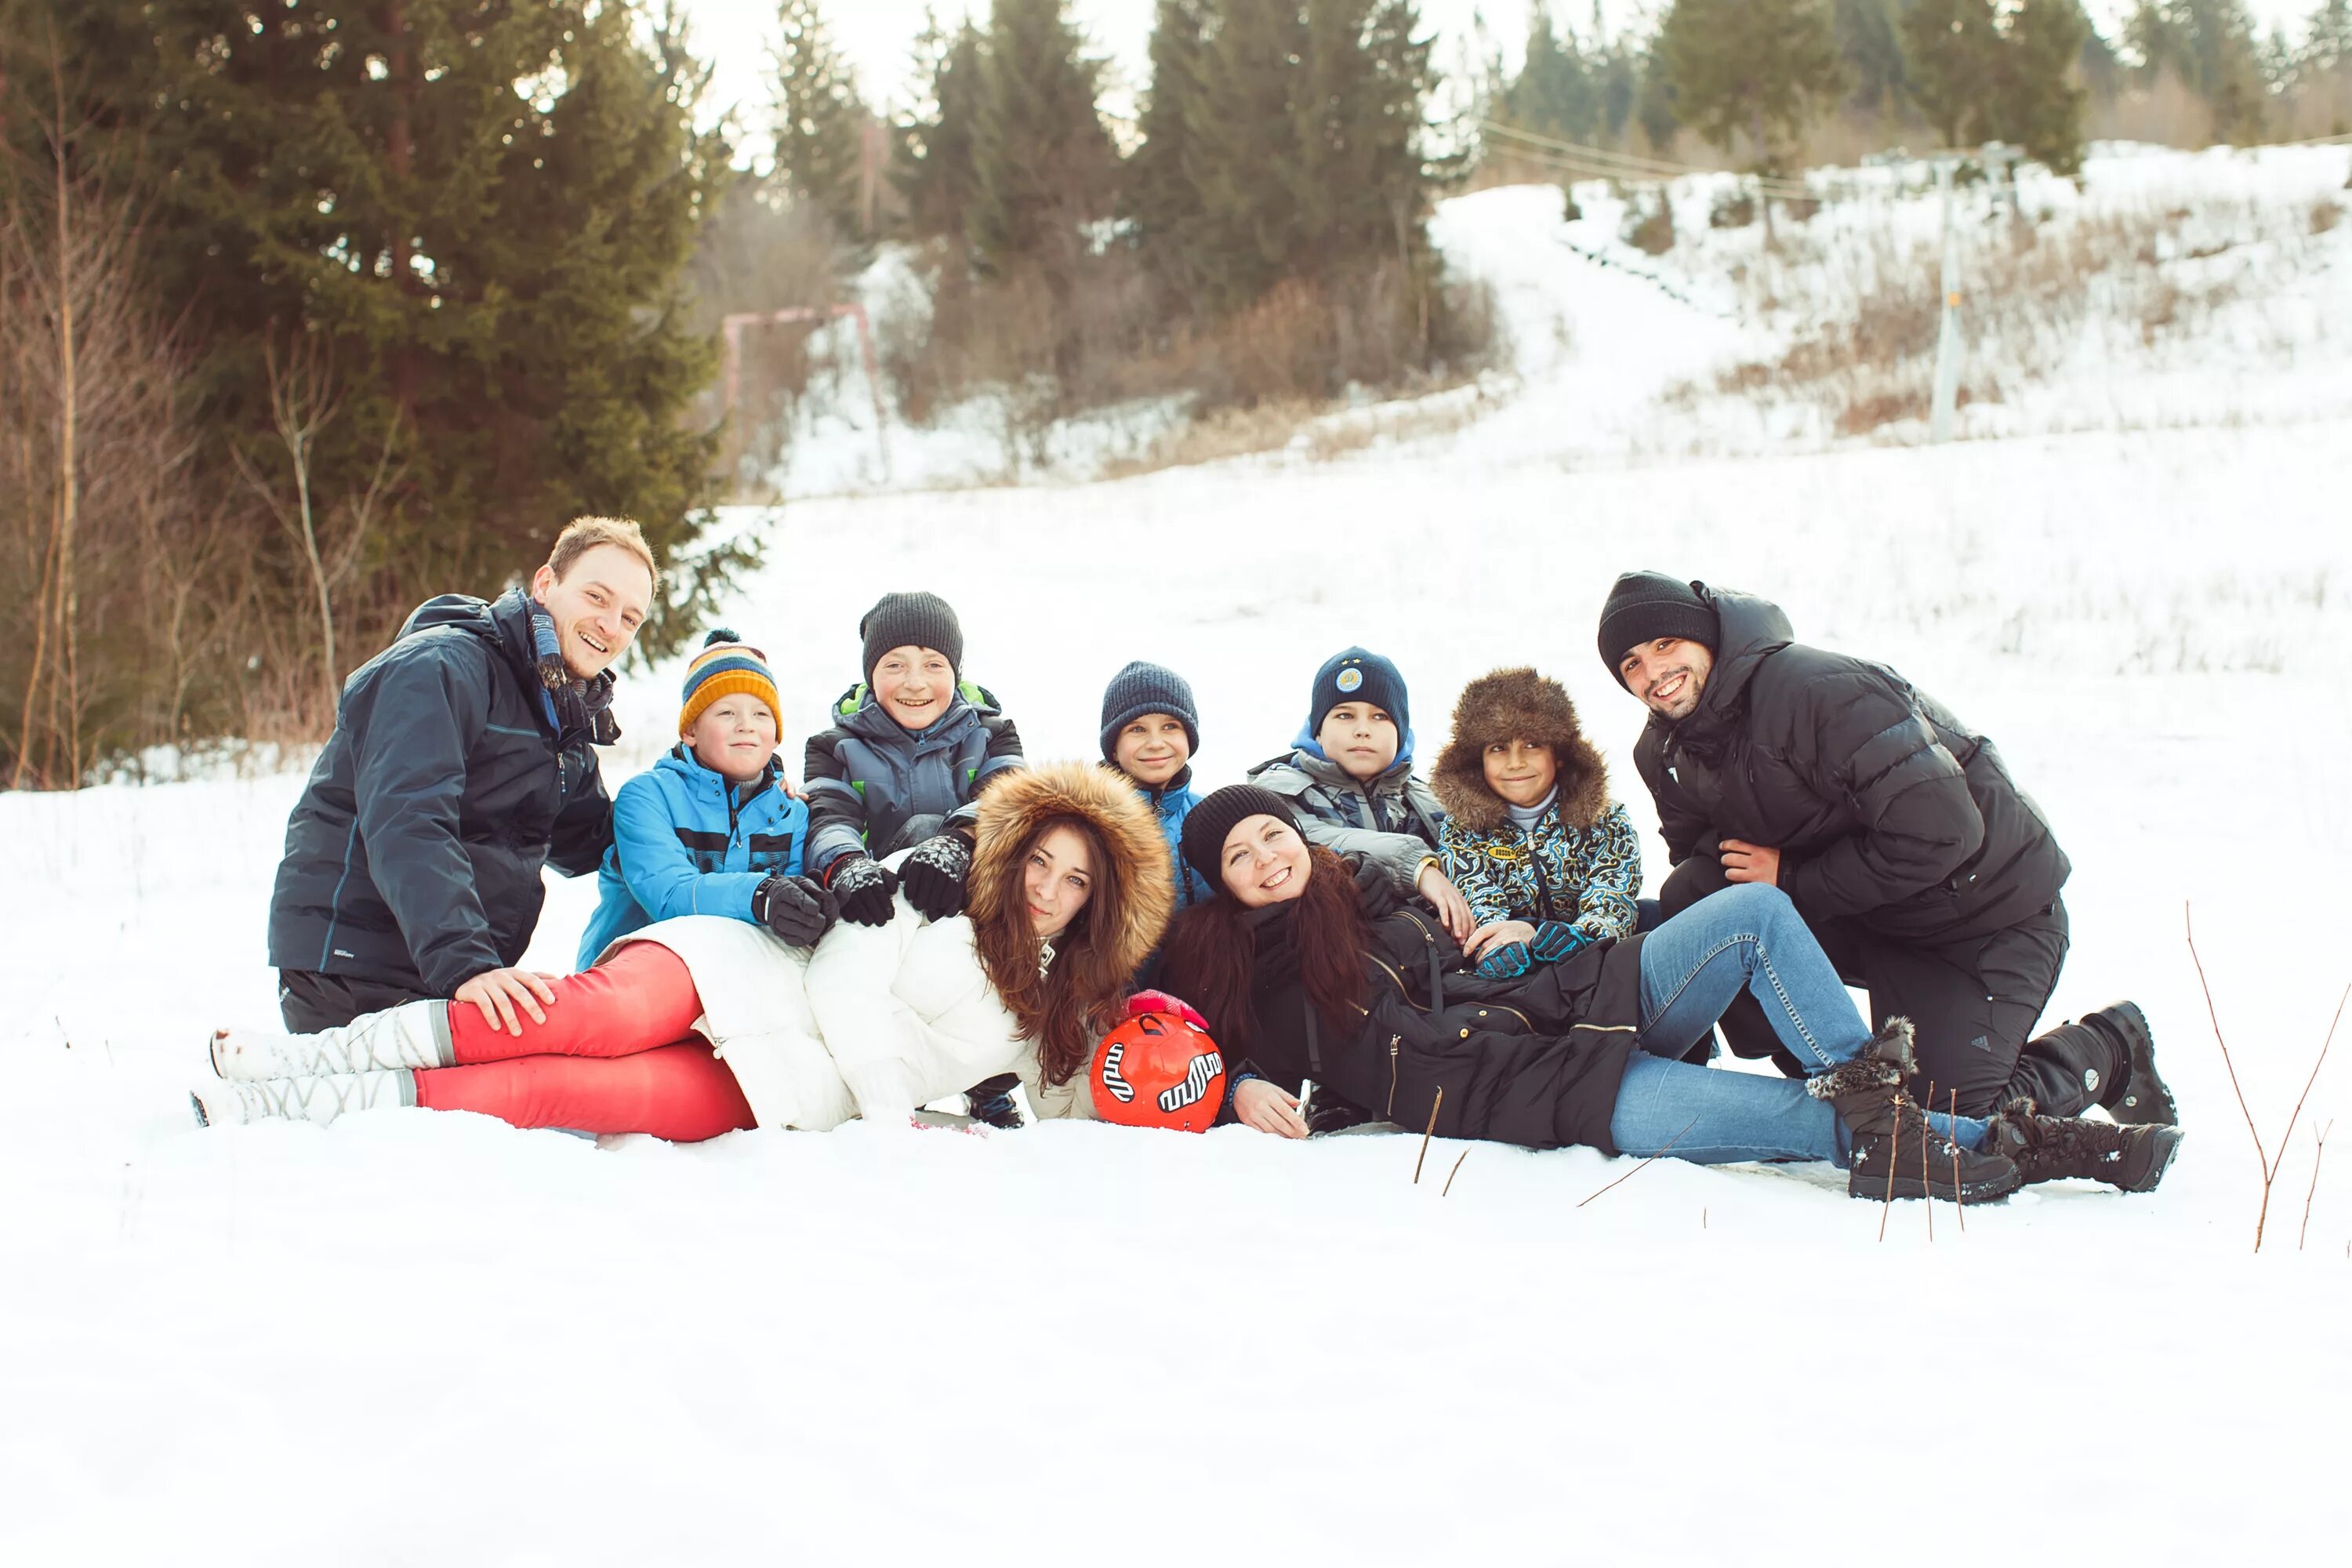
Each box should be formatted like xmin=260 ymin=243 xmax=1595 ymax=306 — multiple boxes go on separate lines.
xmin=1099 ymin=661 xmax=1201 ymax=761
xmin=1597 ymin=572 xmax=1717 ymax=686
xmin=860 ymin=591 xmax=964 ymax=682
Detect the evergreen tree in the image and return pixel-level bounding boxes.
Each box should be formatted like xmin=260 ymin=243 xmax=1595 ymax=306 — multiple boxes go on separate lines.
xmin=1834 ymin=0 xmax=1911 ymax=117
xmin=1128 ymin=0 xmax=1213 ymax=297
xmin=772 ymin=0 xmax=870 ymax=240
xmin=893 ymin=13 xmax=985 ymax=243
xmin=39 ymin=0 xmax=730 ymax=668
xmin=1904 ymin=0 xmax=2004 ymax=147
xmin=1169 ymin=2 xmax=1442 ymax=315
xmin=967 ymin=0 xmax=1121 ymax=288
xmin=1635 ymin=34 xmax=1683 ymax=150
xmin=1659 ymin=0 xmax=1847 ymax=173
xmin=1505 ymin=4 xmax=1601 ymax=140
xmin=1994 ymin=1 xmax=2091 ymax=175
xmin=2310 ymin=0 xmax=2352 ymax=67
xmin=2125 ymin=1 xmax=2269 ymax=139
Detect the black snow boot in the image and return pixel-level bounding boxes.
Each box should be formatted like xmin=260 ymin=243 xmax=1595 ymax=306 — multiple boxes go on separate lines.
xmin=2085 ymin=1002 xmax=2177 ymax=1127
xmin=964 ymin=1073 xmax=1026 ymax=1130
xmin=1811 ymin=1018 xmax=2024 ymax=1203
xmin=1986 ymin=1098 xmax=2183 ymax=1192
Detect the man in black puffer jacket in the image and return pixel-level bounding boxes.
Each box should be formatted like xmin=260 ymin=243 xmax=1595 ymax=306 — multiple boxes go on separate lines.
xmin=267 ymin=518 xmax=657 ymax=1035
xmin=1597 ymin=572 xmax=2175 ymax=1123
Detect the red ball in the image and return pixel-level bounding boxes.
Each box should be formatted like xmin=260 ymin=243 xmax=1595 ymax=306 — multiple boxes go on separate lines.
xmin=1091 ymin=1012 xmax=1225 ymax=1133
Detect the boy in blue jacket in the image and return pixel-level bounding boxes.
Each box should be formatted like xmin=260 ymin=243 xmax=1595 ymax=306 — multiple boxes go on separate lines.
xmin=1099 ymin=660 xmax=1214 ymax=909
xmin=575 ymin=632 xmax=835 ymax=969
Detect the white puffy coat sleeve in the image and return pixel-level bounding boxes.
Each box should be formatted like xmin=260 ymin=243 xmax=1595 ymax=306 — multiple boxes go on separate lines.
xmin=803 ymin=886 xmax=929 ymax=1123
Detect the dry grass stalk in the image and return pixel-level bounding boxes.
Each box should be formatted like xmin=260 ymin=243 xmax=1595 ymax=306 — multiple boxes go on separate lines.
xmin=1442 ymin=1148 xmax=1469 ymax=1197
xmin=1878 ymin=1092 xmax=1906 ymax=1243
xmin=1923 ymin=1080 xmax=1936 ymax=1243
xmin=1577 ymin=1116 xmax=1700 ymax=1209
xmin=2185 ymin=902 xmax=2347 ymax=1252
xmin=1950 ymin=1087 xmax=1967 ymax=1233
xmin=1411 ymin=1087 xmax=1443 ymax=1185
xmin=2301 ymin=1121 xmax=2333 ymax=1253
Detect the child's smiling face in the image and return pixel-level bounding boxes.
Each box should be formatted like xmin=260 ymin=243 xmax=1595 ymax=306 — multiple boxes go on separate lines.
xmin=871 ymin=645 xmax=953 ymax=731
xmin=1316 ymin=702 xmax=1399 ymax=783
xmin=686 ymin=693 xmax=779 ymax=785
xmin=1113 ymin=714 xmax=1191 ymax=787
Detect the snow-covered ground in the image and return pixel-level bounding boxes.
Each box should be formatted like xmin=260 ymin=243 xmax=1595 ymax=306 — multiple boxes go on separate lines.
xmin=7 ymin=147 xmax=2352 ymax=1563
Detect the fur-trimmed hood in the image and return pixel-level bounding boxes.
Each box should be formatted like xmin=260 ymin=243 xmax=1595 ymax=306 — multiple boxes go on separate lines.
xmin=1431 ymin=667 xmax=1610 ymax=834
xmin=969 ymin=760 xmax=1174 ymax=985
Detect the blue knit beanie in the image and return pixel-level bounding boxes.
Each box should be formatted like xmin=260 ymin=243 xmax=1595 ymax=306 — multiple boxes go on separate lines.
xmin=1305 ymin=647 xmax=1409 ymax=740
xmin=1098 ymin=661 xmax=1200 ymax=761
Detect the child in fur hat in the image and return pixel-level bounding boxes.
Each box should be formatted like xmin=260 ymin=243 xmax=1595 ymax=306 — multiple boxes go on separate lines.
xmin=576 ymin=630 xmax=829 ymax=970
xmin=1431 ymin=666 xmax=1641 ymax=979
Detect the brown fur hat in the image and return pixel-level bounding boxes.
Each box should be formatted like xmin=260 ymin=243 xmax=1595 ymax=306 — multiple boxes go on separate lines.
xmin=1430 ymin=667 xmax=1610 ymax=834
xmin=969 ymin=760 xmax=1174 ymax=985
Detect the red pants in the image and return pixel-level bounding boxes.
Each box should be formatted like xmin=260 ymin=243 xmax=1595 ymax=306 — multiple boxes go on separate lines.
xmin=412 ymin=943 xmax=757 ymax=1142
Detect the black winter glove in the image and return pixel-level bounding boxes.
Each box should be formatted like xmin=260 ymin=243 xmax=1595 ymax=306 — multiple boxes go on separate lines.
xmin=1475 ymin=939 xmax=1533 ymax=979
xmin=828 ymin=855 xmax=899 ymax=927
xmin=1530 ymin=920 xmax=1588 ymax=965
xmin=899 ymin=831 xmax=975 ymax=921
xmin=753 ymin=873 xmax=837 ymax=947
xmin=1345 ymin=853 xmax=1401 ymax=920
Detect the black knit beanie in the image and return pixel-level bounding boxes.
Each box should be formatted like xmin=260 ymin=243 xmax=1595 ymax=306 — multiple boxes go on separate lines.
xmin=1180 ymin=786 xmax=1300 ymax=892
xmin=1099 ymin=660 xmax=1201 ymax=761
xmin=1597 ymin=572 xmax=1717 ymax=687
xmin=860 ymin=591 xmax=964 ymax=683
xmin=1307 ymin=647 xmax=1409 ymax=739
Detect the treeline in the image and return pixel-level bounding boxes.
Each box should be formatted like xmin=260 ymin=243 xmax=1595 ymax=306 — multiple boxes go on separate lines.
xmin=2 ymin=0 xmax=744 ymax=785
xmin=736 ymin=0 xmax=1486 ymax=440
xmin=1482 ymin=1 xmax=2352 ymax=182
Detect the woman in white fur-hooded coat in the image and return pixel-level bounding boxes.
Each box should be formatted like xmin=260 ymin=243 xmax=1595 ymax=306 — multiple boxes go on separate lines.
xmin=624 ymin=758 xmax=1175 ymax=1128
xmin=194 ymin=760 xmax=1172 ymax=1138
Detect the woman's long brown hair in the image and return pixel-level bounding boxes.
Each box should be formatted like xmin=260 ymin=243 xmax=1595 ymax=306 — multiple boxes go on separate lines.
xmin=1159 ymin=844 xmax=1368 ymax=1054
xmin=968 ymin=815 xmax=1129 ymax=1087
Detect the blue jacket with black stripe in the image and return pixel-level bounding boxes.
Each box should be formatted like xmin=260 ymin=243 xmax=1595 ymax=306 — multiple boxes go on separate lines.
xmin=575 ymin=744 xmax=809 ymax=967
xmin=801 ymin=681 xmax=1024 ymax=878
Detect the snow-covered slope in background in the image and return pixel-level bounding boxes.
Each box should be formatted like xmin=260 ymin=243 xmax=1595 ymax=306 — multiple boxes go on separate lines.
xmin=6 ymin=146 xmax=2352 ymax=1566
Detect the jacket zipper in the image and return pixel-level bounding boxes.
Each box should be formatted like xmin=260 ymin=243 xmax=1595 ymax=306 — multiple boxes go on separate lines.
xmin=1385 ymin=1035 xmax=1400 ymax=1116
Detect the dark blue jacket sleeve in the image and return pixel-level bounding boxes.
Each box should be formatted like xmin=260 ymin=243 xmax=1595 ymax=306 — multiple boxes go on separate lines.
xmin=347 ymin=646 xmax=505 ymax=996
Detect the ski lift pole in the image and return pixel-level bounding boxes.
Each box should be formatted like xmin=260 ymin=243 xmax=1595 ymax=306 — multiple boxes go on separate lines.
xmin=1929 ymin=156 xmax=1963 ymax=445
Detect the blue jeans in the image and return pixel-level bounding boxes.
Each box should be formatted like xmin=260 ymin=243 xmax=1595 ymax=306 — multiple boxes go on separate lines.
xmin=1608 ymin=885 xmax=1990 ymax=1165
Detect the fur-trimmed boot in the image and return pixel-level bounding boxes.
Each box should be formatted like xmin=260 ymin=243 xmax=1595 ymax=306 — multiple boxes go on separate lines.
xmin=190 ymin=1070 xmax=416 ymax=1128
xmin=1985 ymin=1098 xmax=2182 ymax=1192
xmin=209 ymin=1001 xmax=452 ymax=1082
xmin=1809 ymin=1018 xmax=2023 ymax=1203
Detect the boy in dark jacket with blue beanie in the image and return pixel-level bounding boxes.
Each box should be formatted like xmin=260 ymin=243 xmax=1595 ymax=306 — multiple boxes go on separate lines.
xmin=1246 ymin=647 xmax=1475 ymax=941
xmin=575 ymin=631 xmax=833 ymax=968
xmin=1100 ymin=660 xmax=1214 ymax=909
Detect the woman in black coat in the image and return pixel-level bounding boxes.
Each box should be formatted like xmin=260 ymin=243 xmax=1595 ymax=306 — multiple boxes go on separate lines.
xmin=1156 ymin=789 xmax=2176 ymax=1199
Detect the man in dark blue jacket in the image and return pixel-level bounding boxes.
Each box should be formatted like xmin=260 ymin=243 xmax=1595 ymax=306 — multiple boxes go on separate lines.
xmin=267 ymin=517 xmax=658 ymax=1035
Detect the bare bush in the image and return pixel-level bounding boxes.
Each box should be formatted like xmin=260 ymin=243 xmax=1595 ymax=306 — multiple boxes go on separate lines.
xmin=2 ymin=90 xmax=247 ymax=785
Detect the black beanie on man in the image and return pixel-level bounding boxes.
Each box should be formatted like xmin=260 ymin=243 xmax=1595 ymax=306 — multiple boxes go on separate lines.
xmin=1180 ymin=786 xmax=1300 ymax=891
xmin=1597 ymin=572 xmax=1718 ymax=687
xmin=1099 ymin=661 xmax=1201 ymax=762
xmin=860 ymin=590 xmax=964 ymax=683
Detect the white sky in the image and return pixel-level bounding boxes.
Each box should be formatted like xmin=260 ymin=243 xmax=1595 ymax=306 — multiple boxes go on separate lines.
xmin=674 ymin=0 xmax=2328 ymax=156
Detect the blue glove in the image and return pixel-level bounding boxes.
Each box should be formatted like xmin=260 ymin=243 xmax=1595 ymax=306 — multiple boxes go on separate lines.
xmin=1530 ymin=921 xmax=1588 ymax=965
xmin=1475 ymin=939 xmax=1532 ymax=979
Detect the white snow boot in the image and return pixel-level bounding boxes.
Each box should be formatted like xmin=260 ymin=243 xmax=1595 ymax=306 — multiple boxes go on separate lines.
xmin=209 ymin=1000 xmax=453 ymax=1082
xmin=189 ymin=1070 xmax=416 ymax=1128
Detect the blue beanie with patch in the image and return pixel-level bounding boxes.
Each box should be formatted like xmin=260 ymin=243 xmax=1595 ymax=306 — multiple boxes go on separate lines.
xmin=1306 ymin=647 xmax=1409 ymax=739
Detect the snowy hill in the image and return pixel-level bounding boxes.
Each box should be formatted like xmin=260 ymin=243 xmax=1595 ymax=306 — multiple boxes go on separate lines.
xmin=5 ymin=144 xmax=2352 ymax=1563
